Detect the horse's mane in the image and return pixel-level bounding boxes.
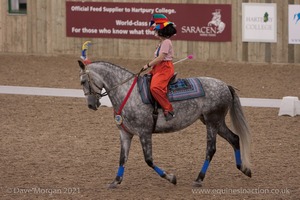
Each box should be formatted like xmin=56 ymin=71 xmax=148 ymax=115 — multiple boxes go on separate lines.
xmin=92 ymin=61 xmax=134 ymax=75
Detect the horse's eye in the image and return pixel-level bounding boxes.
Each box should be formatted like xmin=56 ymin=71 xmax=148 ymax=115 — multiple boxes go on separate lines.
xmin=80 ymin=80 xmax=86 ymax=85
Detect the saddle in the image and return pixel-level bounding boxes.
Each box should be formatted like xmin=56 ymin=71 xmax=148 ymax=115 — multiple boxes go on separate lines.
xmin=137 ymin=73 xmax=205 ymax=106
xmin=137 ymin=73 xmax=205 ymax=131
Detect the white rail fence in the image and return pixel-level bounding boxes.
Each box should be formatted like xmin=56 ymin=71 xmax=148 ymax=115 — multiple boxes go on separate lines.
xmin=0 ymin=86 xmax=299 ymax=117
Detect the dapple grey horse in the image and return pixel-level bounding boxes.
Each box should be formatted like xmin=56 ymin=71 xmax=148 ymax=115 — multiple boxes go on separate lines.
xmin=78 ymin=60 xmax=252 ymax=188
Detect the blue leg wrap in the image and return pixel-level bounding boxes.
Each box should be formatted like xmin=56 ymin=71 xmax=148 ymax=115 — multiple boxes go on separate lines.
xmin=154 ymin=166 xmax=165 ymax=177
xmin=200 ymin=160 xmax=210 ymax=174
xmin=235 ymin=150 xmax=242 ymax=166
xmin=117 ymin=166 xmax=125 ymax=177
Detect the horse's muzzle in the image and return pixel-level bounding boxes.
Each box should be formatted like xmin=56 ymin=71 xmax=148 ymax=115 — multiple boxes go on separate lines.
xmin=87 ymin=95 xmax=101 ymax=110
xmin=88 ymin=104 xmax=98 ymax=110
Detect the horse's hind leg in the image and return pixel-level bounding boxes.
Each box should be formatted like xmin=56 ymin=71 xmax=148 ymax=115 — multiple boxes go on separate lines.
xmin=218 ymin=121 xmax=252 ymax=177
xmin=109 ymin=130 xmax=133 ymax=189
xmin=139 ymin=133 xmax=177 ymax=185
xmin=194 ymin=122 xmax=217 ymax=187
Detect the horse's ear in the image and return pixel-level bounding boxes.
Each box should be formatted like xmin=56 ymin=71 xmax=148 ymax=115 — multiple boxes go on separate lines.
xmin=78 ymin=60 xmax=86 ymax=70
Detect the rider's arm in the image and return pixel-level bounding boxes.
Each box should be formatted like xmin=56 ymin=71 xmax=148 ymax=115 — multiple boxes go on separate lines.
xmin=143 ymin=53 xmax=166 ymax=70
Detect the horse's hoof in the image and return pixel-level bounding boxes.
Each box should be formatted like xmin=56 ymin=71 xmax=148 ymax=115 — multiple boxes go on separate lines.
xmin=242 ymin=168 xmax=252 ymax=178
xmin=165 ymin=173 xmax=177 ymax=185
xmin=108 ymin=180 xmax=120 ymax=189
xmin=244 ymin=168 xmax=252 ymax=178
xmin=108 ymin=176 xmax=123 ymax=189
xmin=193 ymin=181 xmax=203 ymax=187
xmin=170 ymin=174 xmax=177 ymax=185
xmin=108 ymin=183 xmax=118 ymax=189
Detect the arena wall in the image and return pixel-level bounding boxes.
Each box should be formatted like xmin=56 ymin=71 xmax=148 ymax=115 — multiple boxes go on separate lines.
xmin=0 ymin=0 xmax=299 ymax=63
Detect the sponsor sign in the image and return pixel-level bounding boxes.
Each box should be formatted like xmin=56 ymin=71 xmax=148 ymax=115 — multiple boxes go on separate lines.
xmin=66 ymin=2 xmax=231 ymax=41
xmin=288 ymin=5 xmax=300 ymax=44
xmin=242 ymin=3 xmax=277 ymax=43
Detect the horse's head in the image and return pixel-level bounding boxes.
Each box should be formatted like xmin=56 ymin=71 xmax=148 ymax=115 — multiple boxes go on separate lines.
xmin=211 ymin=10 xmax=221 ymax=22
xmin=78 ymin=60 xmax=105 ymax=110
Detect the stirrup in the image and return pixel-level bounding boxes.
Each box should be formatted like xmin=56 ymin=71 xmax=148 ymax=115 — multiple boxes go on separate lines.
xmin=164 ymin=111 xmax=175 ymax=121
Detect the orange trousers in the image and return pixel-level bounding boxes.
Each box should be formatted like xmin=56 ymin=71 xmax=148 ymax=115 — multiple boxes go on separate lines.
xmin=150 ymin=61 xmax=174 ymax=112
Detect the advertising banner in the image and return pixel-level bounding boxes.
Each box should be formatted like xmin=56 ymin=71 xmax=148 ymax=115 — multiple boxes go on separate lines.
xmin=242 ymin=3 xmax=277 ymax=43
xmin=288 ymin=5 xmax=300 ymax=44
xmin=66 ymin=2 xmax=231 ymax=42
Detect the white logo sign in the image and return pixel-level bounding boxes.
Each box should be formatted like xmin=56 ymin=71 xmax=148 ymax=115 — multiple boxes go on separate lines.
xmin=289 ymin=5 xmax=300 ymax=44
xmin=242 ymin=3 xmax=277 ymax=43
xmin=181 ymin=9 xmax=226 ymax=37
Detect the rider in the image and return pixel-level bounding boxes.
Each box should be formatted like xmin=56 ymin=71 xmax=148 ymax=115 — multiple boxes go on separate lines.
xmin=143 ymin=14 xmax=177 ymax=121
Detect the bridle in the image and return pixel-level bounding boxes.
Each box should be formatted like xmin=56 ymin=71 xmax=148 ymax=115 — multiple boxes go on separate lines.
xmin=80 ymin=69 xmax=108 ymax=99
xmin=80 ymin=67 xmax=145 ymax=99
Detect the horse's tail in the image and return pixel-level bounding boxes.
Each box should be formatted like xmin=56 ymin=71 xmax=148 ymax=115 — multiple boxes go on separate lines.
xmin=228 ymin=85 xmax=251 ymax=170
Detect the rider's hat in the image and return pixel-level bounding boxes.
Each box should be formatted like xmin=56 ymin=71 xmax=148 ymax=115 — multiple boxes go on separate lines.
xmin=149 ymin=14 xmax=174 ymax=31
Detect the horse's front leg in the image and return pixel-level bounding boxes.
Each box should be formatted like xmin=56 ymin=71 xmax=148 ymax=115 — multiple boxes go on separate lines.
xmin=109 ymin=130 xmax=133 ymax=189
xmin=140 ymin=133 xmax=177 ymax=185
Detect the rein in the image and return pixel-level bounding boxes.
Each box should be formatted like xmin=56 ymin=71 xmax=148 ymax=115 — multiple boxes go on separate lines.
xmin=83 ymin=67 xmax=145 ymax=97
xmin=105 ymin=74 xmax=135 ymax=94
xmin=106 ymin=68 xmax=145 ymax=94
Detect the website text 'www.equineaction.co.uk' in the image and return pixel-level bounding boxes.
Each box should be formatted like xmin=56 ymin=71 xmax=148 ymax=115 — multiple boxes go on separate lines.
xmin=192 ymin=187 xmax=291 ymax=195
